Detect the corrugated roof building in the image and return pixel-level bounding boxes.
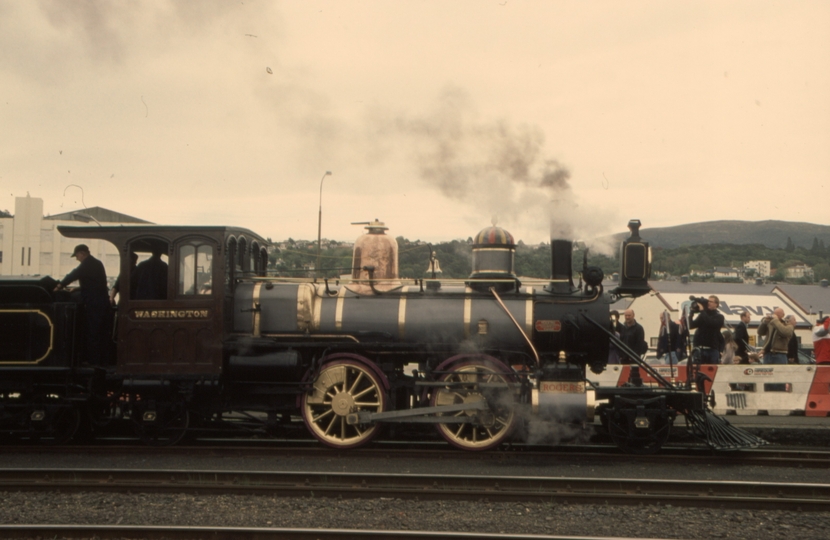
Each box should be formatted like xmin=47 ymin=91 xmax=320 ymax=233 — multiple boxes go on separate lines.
xmin=615 ymin=279 xmax=830 ymax=355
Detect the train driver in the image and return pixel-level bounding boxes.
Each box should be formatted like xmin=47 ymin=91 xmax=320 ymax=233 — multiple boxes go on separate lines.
xmin=54 ymin=244 xmax=111 ymax=365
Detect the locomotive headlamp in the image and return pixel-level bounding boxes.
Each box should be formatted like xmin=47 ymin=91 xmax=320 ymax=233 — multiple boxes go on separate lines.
xmin=613 ymin=219 xmax=652 ymax=297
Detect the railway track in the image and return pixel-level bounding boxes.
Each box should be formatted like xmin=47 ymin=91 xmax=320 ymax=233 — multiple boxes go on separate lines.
xmin=3 ymin=441 xmax=830 ymax=468
xmin=0 ymin=524 xmax=665 ymax=540
xmin=1 ymin=467 xmax=828 ymax=511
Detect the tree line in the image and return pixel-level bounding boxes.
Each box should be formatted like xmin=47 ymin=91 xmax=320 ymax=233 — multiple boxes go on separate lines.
xmin=270 ymin=235 xmax=830 ymax=284
xmin=651 ymin=238 xmax=830 ymax=283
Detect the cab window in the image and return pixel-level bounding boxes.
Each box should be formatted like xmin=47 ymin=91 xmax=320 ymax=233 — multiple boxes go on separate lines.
xmin=251 ymin=241 xmax=259 ymax=275
xmin=226 ymin=237 xmax=237 ymax=289
xmin=237 ymin=237 xmax=248 ymax=273
xmin=179 ymin=241 xmax=213 ymax=296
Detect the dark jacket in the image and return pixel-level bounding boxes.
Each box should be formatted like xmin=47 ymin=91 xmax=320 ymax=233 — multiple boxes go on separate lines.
xmin=59 ymin=254 xmax=108 ymax=305
xmin=134 ymin=255 xmax=168 ymax=300
xmin=734 ymin=321 xmax=750 ymax=361
xmin=690 ymin=308 xmax=725 ymax=350
xmin=788 ymin=334 xmax=799 ymax=362
xmin=620 ymin=321 xmax=647 ymax=360
xmin=656 ymin=320 xmax=680 ymax=358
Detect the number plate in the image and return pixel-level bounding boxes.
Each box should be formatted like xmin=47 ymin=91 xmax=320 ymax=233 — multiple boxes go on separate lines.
xmin=540 ymin=381 xmax=585 ymax=393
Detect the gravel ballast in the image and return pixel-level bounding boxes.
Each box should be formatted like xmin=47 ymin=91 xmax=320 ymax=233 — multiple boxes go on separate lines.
xmin=1 ymin=490 xmax=830 ymax=539
xmin=2 ymin=439 xmax=830 ymax=539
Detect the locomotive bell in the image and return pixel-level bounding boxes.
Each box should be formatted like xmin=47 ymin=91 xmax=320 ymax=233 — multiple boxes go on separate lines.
xmin=426 ymin=253 xmax=442 ymax=276
xmin=348 ymin=219 xmax=401 ymax=293
xmin=468 ymin=224 xmax=519 ymax=292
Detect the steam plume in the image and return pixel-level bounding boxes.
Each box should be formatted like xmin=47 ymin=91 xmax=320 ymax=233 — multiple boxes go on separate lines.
xmin=363 ymin=87 xmax=615 ymax=246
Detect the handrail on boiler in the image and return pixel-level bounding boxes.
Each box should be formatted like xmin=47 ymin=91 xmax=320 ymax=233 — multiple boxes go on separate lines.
xmin=489 ymin=287 xmax=540 ymax=369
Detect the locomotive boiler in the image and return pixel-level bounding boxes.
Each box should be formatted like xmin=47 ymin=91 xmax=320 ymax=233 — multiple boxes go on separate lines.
xmin=0 ymin=217 xmax=761 ymax=453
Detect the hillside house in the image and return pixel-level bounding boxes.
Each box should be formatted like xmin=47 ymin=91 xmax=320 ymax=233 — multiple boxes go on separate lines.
xmin=787 ymin=264 xmax=814 ymax=280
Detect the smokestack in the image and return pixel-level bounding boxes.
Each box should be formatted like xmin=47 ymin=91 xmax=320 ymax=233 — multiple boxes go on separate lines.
xmin=546 ymin=239 xmax=574 ymax=293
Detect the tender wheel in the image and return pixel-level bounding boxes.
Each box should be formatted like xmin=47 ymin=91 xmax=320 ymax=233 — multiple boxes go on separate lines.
xmin=431 ymin=360 xmax=517 ymax=451
xmin=134 ymin=401 xmax=190 ymax=446
xmin=302 ymin=360 xmax=387 ymax=449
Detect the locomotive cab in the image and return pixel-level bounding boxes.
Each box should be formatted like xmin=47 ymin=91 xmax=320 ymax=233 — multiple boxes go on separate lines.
xmin=58 ymin=225 xmax=269 ymax=376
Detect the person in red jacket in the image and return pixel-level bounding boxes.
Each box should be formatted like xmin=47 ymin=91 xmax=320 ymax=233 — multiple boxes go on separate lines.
xmin=813 ymin=316 xmax=830 ymax=364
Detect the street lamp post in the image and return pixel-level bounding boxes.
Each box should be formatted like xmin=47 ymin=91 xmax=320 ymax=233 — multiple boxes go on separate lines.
xmin=317 ymin=171 xmax=332 ymax=278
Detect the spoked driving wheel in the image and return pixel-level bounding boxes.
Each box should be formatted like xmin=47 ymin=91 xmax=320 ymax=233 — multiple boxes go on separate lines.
xmin=134 ymin=400 xmax=190 ymax=447
xmin=302 ymin=359 xmax=387 ymax=449
xmin=431 ymin=359 xmax=517 ymax=451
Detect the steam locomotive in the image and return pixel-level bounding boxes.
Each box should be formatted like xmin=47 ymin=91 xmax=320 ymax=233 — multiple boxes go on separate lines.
xmin=0 ymin=218 xmax=757 ymax=452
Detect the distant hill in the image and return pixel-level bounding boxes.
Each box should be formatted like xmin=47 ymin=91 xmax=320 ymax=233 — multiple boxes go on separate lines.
xmin=609 ymin=220 xmax=830 ymax=249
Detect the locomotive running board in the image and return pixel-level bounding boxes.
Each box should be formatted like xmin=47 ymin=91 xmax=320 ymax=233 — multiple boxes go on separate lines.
xmin=346 ymin=401 xmax=489 ymax=425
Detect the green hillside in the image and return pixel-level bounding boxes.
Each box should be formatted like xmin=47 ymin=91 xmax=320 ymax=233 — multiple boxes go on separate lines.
xmin=611 ymin=220 xmax=830 ymax=249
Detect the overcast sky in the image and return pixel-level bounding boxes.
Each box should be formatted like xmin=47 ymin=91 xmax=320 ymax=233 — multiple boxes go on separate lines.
xmin=2 ymin=1 xmax=828 ymax=249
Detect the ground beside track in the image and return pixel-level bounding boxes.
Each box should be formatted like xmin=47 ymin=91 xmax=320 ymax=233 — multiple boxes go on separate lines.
xmin=2 ymin=445 xmax=830 ymax=539
xmin=1 ymin=489 xmax=829 ymax=539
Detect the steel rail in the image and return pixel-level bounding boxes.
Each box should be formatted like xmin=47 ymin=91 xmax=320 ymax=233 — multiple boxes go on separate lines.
xmin=3 ymin=442 xmax=830 ymax=468
xmin=1 ymin=468 xmax=829 ymax=511
xmin=0 ymin=524 xmax=664 ymax=540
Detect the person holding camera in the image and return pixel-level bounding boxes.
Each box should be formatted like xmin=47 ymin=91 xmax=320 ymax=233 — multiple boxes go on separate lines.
xmin=757 ymin=308 xmax=794 ymax=365
xmin=689 ymin=295 xmax=725 ymax=364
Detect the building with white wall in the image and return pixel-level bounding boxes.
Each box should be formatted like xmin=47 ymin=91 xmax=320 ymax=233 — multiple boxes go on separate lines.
xmin=712 ymin=266 xmax=741 ymax=279
xmin=744 ymin=260 xmax=771 ymax=277
xmin=0 ymin=196 xmax=149 ymax=286
xmin=786 ymin=264 xmax=814 ymax=280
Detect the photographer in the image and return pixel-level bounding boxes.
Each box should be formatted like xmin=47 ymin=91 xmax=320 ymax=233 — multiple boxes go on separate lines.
xmin=689 ymin=295 xmax=725 ymax=364
xmin=757 ymin=308 xmax=794 ymax=365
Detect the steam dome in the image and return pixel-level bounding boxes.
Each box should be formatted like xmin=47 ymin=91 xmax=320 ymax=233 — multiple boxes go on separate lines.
xmin=469 ymin=224 xmax=518 ymax=291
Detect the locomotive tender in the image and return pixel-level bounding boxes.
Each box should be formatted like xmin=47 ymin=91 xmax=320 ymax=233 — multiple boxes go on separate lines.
xmin=2 ymin=218 xmax=741 ymax=452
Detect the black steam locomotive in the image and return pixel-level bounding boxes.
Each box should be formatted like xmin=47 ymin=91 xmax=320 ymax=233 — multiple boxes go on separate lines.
xmin=0 ymin=219 xmax=759 ymax=453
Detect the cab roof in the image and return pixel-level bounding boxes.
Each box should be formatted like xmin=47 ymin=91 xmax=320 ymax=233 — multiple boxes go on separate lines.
xmin=57 ymin=224 xmax=270 ymax=247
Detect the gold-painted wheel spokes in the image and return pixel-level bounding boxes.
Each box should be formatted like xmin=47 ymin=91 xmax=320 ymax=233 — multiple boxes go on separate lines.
xmin=433 ymin=362 xmax=516 ymax=451
xmin=302 ymin=361 xmax=386 ymax=449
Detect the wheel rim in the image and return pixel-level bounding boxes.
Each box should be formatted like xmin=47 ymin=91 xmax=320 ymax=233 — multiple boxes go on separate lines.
xmin=302 ymin=360 xmax=386 ymax=449
xmin=432 ymin=361 xmax=516 ymax=451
